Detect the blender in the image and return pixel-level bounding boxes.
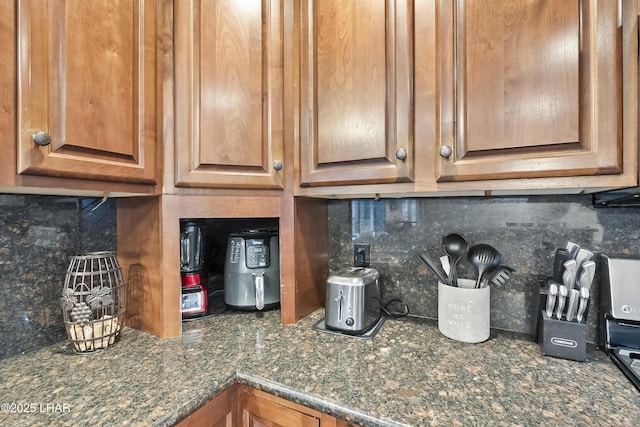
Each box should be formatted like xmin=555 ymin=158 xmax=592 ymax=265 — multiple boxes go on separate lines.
xmin=180 ymin=220 xmax=207 ymax=318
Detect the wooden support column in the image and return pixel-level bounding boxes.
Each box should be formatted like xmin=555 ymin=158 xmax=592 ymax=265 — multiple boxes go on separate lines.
xmin=280 ymin=195 xmax=328 ymax=324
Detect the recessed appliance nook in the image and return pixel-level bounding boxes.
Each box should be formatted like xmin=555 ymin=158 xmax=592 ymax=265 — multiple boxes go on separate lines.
xmin=179 ymin=217 xmax=280 ymax=321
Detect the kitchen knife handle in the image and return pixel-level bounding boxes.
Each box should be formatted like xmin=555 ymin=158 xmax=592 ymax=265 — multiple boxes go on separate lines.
xmin=553 ymin=248 xmax=571 ymax=283
xmin=576 ymin=287 xmax=590 ymax=323
xmin=556 ymin=285 xmax=568 ymax=320
xmin=565 ymin=289 xmax=579 ymax=322
xmin=562 ymin=259 xmax=577 ymax=290
xmin=575 ymin=248 xmax=594 ymax=271
xmin=566 ymin=242 xmax=580 ymax=259
xmin=546 ymin=283 xmax=558 ymax=318
xmin=578 ymin=261 xmax=596 ymax=292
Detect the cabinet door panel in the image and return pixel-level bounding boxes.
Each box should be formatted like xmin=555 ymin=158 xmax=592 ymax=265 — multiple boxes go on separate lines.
xmin=300 ymin=0 xmax=413 ymax=186
xmin=17 ymin=0 xmax=158 ymax=184
xmin=437 ymin=0 xmax=622 ymax=181
xmin=239 ymin=388 xmax=319 ymax=427
xmin=176 ymin=385 xmax=236 ymax=427
xmin=464 ymin=0 xmax=579 ymax=151
xmin=316 ymin=0 xmax=387 ymax=164
xmin=174 ymin=0 xmax=284 ymax=189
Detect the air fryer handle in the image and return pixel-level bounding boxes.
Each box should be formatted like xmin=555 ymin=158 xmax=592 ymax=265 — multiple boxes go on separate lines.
xmin=254 ymin=273 xmax=265 ymax=310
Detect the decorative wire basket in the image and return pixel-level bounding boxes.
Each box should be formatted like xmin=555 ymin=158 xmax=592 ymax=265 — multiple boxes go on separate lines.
xmin=61 ymin=251 xmax=126 ymax=353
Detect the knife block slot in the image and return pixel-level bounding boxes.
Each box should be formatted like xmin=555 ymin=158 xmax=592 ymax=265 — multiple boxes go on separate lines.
xmin=540 ymin=311 xmax=587 ymax=362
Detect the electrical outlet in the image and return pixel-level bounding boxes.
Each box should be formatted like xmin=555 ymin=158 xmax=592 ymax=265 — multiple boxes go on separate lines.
xmin=354 ymin=243 xmax=370 ymax=267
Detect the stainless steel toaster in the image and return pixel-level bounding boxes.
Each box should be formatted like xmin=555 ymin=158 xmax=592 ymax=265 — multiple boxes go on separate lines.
xmin=325 ymin=267 xmax=381 ymax=334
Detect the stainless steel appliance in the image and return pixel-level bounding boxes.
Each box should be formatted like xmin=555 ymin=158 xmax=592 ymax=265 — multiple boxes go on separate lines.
xmin=180 ymin=220 xmax=207 ymax=318
xmin=601 ymin=255 xmax=640 ymax=391
xmin=325 ymin=267 xmax=381 ymax=335
xmin=224 ymin=230 xmax=280 ymax=310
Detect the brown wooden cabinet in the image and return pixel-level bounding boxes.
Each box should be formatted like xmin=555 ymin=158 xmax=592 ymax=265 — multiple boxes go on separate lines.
xmin=172 ymin=0 xmax=285 ymax=189
xmin=176 ymin=385 xmax=237 ymax=427
xmin=176 ymin=384 xmax=350 ymax=427
xmin=298 ymin=0 xmax=638 ymax=196
xmin=239 ymin=386 xmax=319 ymax=427
xmin=15 ymin=0 xmax=159 ymax=185
xmin=435 ymin=0 xmax=628 ymax=182
xmin=298 ymin=0 xmax=414 ymax=187
xmin=237 ymin=385 xmax=348 ymax=427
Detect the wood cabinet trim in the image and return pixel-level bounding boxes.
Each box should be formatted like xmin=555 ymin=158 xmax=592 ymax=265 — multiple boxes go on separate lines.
xmin=0 ymin=0 xmax=17 ymax=186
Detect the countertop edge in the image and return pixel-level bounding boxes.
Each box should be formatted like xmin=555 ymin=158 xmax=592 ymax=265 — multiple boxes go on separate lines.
xmin=155 ymin=375 xmax=238 ymax=427
xmin=234 ymin=372 xmax=409 ymax=427
xmin=161 ymin=369 xmax=409 ymax=427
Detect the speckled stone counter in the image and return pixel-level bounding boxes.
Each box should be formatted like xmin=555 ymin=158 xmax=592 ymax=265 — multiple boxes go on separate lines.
xmin=1 ymin=309 xmax=639 ymax=426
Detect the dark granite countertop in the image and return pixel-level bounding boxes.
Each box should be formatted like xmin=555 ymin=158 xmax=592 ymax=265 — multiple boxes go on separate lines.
xmin=1 ymin=309 xmax=639 ymax=426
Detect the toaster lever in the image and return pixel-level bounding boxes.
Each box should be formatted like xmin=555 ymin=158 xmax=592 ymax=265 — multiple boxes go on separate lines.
xmin=335 ymin=290 xmax=344 ymax=321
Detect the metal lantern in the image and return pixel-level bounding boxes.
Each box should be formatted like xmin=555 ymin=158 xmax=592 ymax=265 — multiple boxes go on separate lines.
xmin=61 ymin=251 xmax=126 ymax=353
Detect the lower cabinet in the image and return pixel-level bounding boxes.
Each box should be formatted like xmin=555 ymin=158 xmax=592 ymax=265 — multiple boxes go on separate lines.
xmin=238 ymin=386 xmax=319 ymax=427
xmin=176 ymin=384 xmax=353 ymax=427
xmin=176 ymin=385 xmax=237 ymax=427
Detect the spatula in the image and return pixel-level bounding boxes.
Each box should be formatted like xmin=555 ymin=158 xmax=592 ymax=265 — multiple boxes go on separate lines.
xmin=482 ymin=265 xmax=515 ymax=288
xmin=417 ymin=252 xmax=449 ymax=285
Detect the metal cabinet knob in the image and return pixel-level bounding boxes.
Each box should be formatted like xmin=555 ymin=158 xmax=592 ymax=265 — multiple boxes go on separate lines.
xmin=395 ymin=148 xmax=407 ymax=160
xmin=439 ymin=145 xmax=452 ymax=158
xmin=272 ymin=160 xmax=283 ymax=171
xmin=32 ymin=131 xmax=52 ymax=147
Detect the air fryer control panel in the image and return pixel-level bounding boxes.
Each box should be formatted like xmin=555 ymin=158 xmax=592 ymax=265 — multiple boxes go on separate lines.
xmin=246 ymin=239 xmax=270 ymax=268
xmin=227 ymin=232 xmax=274 ymax=269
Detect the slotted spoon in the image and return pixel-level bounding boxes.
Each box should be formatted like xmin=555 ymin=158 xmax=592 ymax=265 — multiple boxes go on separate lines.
xmin=467 ymin=244 xmax=502 ymax=289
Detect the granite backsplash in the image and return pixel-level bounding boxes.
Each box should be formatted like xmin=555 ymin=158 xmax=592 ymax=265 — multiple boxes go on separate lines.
xmin=328 ymin=195 xmax=640 ymax=344
xmin=0 ymin=194 xmax=116 ymax=359
xmin=2 ymin=193 xmax=639 ymax=359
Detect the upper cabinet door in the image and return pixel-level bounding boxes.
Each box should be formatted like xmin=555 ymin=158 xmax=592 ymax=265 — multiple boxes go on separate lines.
xmin=437 ymin=0 xmax=623 ymax=182
xmin=17 ymin=0 xmax=159 ymax=184
xmin=173 ymin=0 xmax=284 ymax=189
xmin=299 ymin=0 xmax=414 ymax=186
